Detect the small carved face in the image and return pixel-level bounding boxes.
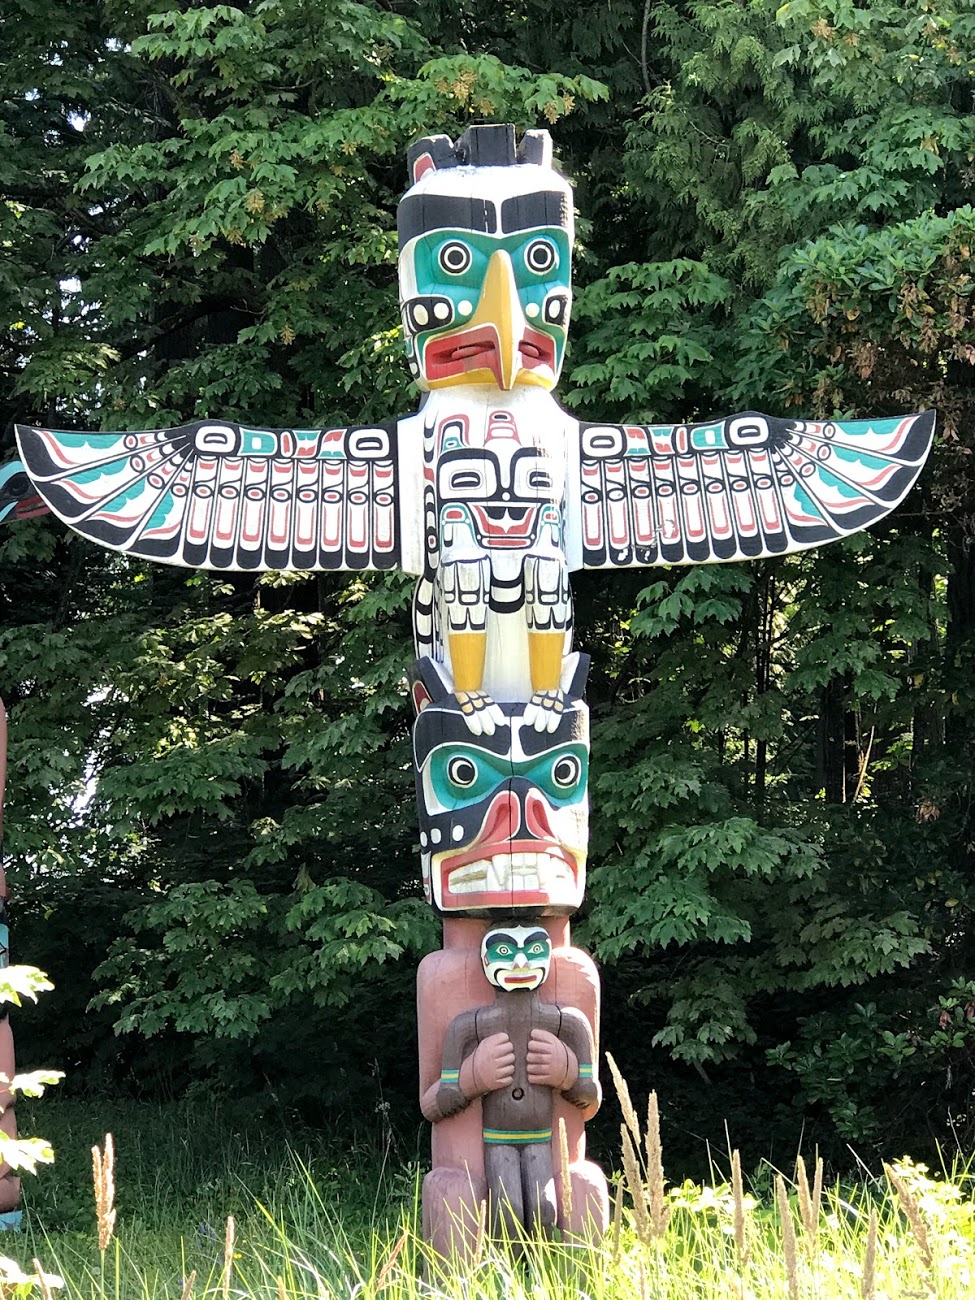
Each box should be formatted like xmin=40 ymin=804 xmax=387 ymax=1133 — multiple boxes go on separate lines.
xmin=481 ymin=925 xmax=551 ymax=991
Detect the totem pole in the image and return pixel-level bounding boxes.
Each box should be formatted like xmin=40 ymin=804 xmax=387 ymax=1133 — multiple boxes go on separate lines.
xmin=5 ymin=124 xmax=934 ymax=1257
xmin=0 ymin=703 xmax=22 ymax=1227
xmin=0 ymin=469 xmax=48 ymax=1227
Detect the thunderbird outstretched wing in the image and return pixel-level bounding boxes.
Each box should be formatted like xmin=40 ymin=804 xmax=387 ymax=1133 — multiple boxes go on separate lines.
xmin=573 ymin=410 xmax=935 ymax=569
xmin=15 ymin=420 xmax=405 ymax=571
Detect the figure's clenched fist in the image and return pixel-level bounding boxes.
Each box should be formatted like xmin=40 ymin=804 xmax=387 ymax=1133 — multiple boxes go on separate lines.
xmin=526 ymin=1028 xmax=577 ymax=1089
xmin=471 ymin=1032 xmax=516 ymax=1093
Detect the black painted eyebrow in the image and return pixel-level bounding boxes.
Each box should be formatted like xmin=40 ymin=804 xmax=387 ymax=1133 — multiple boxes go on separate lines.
xmin=487 ymin=932 xmax=519 ymax=947
xmin=500 ymin=191 xmax=569 ymax=233
xmin=415 ymin=712 xmax=512 ymax=759
xmin=525 ymin=930 xmax=549 ymax=945
xmin=398 ymin=194 xmax=497 ymax=247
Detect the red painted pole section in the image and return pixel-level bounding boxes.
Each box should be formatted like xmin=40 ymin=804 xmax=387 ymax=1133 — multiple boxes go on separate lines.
xmin=0 ymin=701 xmax=22 ymax=1218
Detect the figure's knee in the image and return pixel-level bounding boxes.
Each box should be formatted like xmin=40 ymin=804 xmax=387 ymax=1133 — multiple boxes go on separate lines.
xmin=490 ymin=1186 xmax=523 ymax=1245
xmin=422 ymin=1167 xmax=486 ymax=1265
xmin=485 ymin=1146 xmax=525 ymax=1243
xmin=560 ymin=1159 xmax=609 ymax=1240
xmin=521 ymin=1143 xmax=558 ymax=1238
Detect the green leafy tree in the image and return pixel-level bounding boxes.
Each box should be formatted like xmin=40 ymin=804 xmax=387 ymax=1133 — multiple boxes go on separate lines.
xmin=1 ymin=0 xmax=973 ymax=1168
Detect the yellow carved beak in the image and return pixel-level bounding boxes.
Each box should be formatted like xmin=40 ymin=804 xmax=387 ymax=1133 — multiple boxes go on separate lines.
xmin=467 ymin=249 xmax=525 ymax=391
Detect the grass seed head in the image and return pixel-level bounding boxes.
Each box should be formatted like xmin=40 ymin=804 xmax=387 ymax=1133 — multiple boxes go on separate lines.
xmin=558 ymin=1116 xmax=573 ymax=1226
xmin=471 ymin=1196 xmax=487 ymax=1269
xmin=375 ymin=1228 xmax=407 ymax=1292
xmin=645 ymin=1090 xmax=670 ymax=1240
xmin=91 ymin=1133 xmax=116 ymax=1252
xmin=861 ymin=1205 xmax=878 ymax=1300
xmin=611 ymin=1178 xmax=624 ymax=1263
xmin=796 ymin=1154 xmax=823 ymax=1256
xmin=775 ymin=1174 xmax=800 ymax=1300
xmin=605 ymin=1052 xmax=640 ymax=1145
xmin=883 ymin=1162 xmax=933 ymax=1275
xmin=621 ymin=1123 xmax=651 ymax=1245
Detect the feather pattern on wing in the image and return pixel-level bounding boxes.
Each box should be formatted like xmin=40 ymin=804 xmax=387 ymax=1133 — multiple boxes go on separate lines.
xmin=575 ymin=410 xmax=935 ymax=569
xmin=14 ymin=420 xmax=401 ymax=571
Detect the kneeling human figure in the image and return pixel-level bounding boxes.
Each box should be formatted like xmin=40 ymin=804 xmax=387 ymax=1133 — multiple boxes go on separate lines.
xmin=422 ymin=923 xmax=598 ymax=1239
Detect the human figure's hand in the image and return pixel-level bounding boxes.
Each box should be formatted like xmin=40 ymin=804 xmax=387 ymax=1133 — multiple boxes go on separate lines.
xmin=526 ymin=1029 xmax=577 ymax=1089
xmin=469 ymin=1032 xmax=516 ymax=1093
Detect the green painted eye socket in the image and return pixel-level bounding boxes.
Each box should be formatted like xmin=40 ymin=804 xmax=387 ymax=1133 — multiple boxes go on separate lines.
xmin=430 ymin=744 xmax=506 ymax=806
xmin=524 ymin=238 xmax=558 ymax=274
xmin=495 ymin=944 xmax=512 ymax=957
xmin=428 ymin=742 xmax=587 ymax=809
xmin=438 ymin=241 xmax=472 ymax=274
xmin=528 ymin=942 xmax=546 ymax=956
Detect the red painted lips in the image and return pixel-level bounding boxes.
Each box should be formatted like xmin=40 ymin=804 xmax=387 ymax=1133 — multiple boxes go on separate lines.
xmin=424 ymin=325 xmax=556 ymax=386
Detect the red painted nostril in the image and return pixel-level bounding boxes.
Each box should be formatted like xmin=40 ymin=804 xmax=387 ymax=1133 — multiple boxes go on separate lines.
xmin=524 ymin=789 xmax=555 ymax=839
xmin=479 ymin=789 xmax=520 ymax=844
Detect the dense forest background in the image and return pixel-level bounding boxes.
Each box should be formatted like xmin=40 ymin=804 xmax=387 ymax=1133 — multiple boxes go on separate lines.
xmin=1 ymin=0 xmax=974 ymax=1176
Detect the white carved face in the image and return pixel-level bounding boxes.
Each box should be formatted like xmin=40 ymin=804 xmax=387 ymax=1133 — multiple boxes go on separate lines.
xmin=481 ymin=924 xmax=551 ymax=991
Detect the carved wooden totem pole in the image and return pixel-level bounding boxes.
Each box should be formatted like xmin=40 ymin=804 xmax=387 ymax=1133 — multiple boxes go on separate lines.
xmin=5 ymin=124 xmax=933 ymax=1253
xmin=0 ymin=470 xmax=48 ymax=1227
xmin=0 ymin=703 xmax=23 ymax=1227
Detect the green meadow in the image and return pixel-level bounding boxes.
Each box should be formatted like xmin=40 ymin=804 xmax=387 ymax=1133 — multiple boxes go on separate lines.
xmin=5 ymin=1095 xmax=974 ymax=1300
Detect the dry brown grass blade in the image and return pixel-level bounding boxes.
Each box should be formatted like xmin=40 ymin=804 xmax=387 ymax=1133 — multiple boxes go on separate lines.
xmin=861 ymin=1206 xmax=878 ymax=1300
xmin=91 ymin=1133 xmax=116 ymax=1252
xmin=179 ymin=1271 xmax=197 ymax=1300
xmin=645 ymin=1090 xmax=670 ymax=1239
xmin=621 ymin=1122 xmax=650 ymax=1245
xmin=471 ymin=1196 xmax=487 ymax=1270
xmin=222 ymin=1214 xmax=235 ymax=1300
xmin=558 ymin=1116 xmax=573 ymax=1226
xmin=605 ymin=1052 xmax=641 ymax=1144
xmin=375 ymin=1228 xmax=408 ymax=1292
xmin=731 ymin=1149 xmax=750 ymax=1270
xmin=31 ymin=1259 xmax=54 ymax=1300
xmin=775 ymin=1174 xmax=800 ymax=1300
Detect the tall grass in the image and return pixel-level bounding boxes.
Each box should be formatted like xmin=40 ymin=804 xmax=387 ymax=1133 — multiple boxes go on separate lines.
xmin=5 ymin=1093 xmax=975 ymax=1299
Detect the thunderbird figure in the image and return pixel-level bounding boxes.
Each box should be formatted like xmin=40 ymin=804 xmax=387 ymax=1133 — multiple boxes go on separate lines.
xmin=12 ymin=125 xmax=933 ymax=745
